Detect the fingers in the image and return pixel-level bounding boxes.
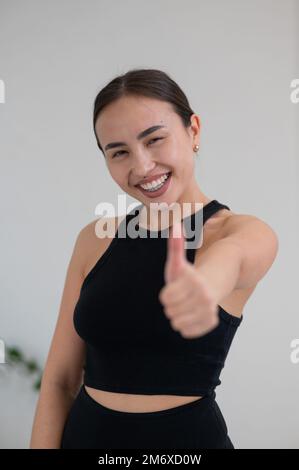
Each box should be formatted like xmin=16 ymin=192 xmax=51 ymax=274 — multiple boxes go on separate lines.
xmin=163 ymin=289 xmax=198 ymax=318
xmin=170 ymin=311 xmax=203 ymax=331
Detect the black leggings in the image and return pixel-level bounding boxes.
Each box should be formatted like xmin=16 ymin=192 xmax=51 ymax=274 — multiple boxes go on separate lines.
xmin=60 ymin=385 xmax=234 ymax=449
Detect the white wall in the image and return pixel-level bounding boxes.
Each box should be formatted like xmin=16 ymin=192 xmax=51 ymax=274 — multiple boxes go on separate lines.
xmin=0 ymin=0 xmax=298 ymax=448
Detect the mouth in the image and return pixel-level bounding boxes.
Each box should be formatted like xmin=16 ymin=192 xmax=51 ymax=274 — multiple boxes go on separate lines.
xmin=136 ymin=172 xmax=172 ymax=198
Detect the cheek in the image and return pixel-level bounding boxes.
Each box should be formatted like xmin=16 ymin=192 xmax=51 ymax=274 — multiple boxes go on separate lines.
xmin=107 ymin=166 xmax=125 ymax=187
xmin=166 ymin=138 xmax=191 ymax=169
xmin=162 ymin=142 xmax=182 ymax=168
xmin=171 ymin=151 xmax=194 ymax=178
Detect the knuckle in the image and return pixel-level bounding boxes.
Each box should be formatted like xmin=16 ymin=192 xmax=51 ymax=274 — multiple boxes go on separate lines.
xmin=181 ymin=327 xmax=197 ymax=338
xmin=171 ymin=315 xmax=184 ymax=330
xmin=164 ymin=305 xmax=175 ymax=318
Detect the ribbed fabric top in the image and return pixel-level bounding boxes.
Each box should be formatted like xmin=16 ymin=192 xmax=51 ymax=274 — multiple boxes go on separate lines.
xmin=73 ymin=199 xmax=243 ymax=397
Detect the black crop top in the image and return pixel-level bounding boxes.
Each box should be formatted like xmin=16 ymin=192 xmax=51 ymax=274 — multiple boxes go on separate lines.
xmin=73 ymin=199 xmax=243 ymax=397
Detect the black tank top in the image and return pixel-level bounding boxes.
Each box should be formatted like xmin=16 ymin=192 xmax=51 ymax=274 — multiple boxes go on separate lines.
xmin=74 ymin=199 xmax=243 ymax=397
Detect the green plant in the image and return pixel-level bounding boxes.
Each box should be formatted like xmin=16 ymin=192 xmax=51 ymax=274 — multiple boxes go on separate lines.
xmin=3 ymin=345 xmax=43 ymax=391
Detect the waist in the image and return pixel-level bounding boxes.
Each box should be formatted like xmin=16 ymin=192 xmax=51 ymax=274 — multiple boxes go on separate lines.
xmin=84 ymin=385 xmax=205 ymax=413
xmin=83 ymin=347 xmax=223 ymax=398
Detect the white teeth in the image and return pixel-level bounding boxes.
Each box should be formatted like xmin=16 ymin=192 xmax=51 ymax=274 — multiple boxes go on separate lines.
xmin=140 ymin=173 xmax=169 ymax=190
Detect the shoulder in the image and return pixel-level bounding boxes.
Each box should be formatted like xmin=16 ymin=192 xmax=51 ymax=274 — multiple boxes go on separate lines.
xmin=203 ymin=206 xmax=235 ymax=244
xmin=208 ymin=205 xmax=278 ymax=247
xmin=219 ymin=210 xmax=279 ymax=288
xmin=221 ymin=210 xmax=279 ymax=246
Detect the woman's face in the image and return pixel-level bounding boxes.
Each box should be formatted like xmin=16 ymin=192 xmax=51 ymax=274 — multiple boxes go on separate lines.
xmin=95 ymin=95 xmax=200 ymax=210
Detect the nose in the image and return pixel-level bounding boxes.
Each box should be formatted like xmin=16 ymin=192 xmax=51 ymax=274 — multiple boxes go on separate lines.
xmin=130 ymin=152 xmax=156 ymax=181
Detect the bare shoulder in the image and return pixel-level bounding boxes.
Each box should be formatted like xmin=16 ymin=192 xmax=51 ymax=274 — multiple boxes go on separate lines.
xmin=220 ymin=209 xmax=279 ymax=245
xmin=218 ymin=208 xmax=279 ymax=267
xmin=205 ymin=204 xmax=279 ymax=274
xmin=220 ymin=209 xmax=279 ymax=289
xmin=206 ymin=205 xmax=278 ymax=244
xmin=203 ymin=206 xmax=235 ymax=243
xmin=201 ymin=206 xmax=279 ymax=310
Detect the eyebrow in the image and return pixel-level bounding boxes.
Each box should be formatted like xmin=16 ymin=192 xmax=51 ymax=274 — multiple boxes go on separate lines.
xmin=104 ymin=125 xmax=166 ymax=152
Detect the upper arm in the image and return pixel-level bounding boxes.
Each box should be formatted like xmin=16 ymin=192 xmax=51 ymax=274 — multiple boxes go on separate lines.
xmin=223 ymin=214 xmax=279 ymax=289
xmin=40 ymin=223 xmax=94 ymax=394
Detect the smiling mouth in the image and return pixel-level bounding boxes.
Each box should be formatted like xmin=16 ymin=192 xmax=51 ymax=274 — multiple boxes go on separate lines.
xmin=136 ymin=172 xmax=171 ymax=191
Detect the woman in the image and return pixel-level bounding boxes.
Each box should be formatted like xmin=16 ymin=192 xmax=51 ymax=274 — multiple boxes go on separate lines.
xmin=30 ymin=68 xmax=279 ymax=449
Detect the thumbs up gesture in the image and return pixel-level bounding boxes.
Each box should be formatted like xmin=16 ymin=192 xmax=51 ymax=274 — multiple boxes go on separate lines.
xmin=158 ymin=220 xmax=219 ymax=338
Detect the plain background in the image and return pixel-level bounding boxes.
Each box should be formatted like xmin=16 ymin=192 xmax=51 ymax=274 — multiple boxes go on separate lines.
xmin=0 ymin=0 xmax=298 ymax=449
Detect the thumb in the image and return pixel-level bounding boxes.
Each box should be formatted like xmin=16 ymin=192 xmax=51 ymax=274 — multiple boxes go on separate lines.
xmin=164 ymin=220 xmax=187 ymax=284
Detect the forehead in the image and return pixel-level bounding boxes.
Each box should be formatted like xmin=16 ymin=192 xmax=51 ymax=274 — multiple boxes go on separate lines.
xmin=95 ymin=95 xmax=176 ymax=141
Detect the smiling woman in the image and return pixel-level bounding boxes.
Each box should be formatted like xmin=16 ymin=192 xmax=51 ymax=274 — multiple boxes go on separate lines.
xmin=30 ymin=68 xmax=278 ymax=450
xmin=92 ymin=73 xmax=205 ymax=214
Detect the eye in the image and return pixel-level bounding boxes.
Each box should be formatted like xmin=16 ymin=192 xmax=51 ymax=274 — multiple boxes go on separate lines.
xmin=148 ymin=137 xmax=163 ymax=145
xmin=112 ymin=150 xmax=126 ymax=158
xmin=111 ymin=137 xmax=164 ymax=158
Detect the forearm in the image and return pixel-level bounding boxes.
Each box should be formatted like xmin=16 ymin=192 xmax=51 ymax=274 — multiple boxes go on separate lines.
xmin=195 ymin=238 xmax=243 ymax=304
xmin=29 ymin=381 xmax=77 ymax=449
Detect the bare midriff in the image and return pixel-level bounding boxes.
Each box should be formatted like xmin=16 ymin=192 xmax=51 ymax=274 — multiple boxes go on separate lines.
xmin=84 ymin=386 xmax=204 ymax=413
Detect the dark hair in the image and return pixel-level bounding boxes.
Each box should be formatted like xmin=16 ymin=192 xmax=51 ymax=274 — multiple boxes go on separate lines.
xmin=93 ymin=68 xmax=195 ymax=154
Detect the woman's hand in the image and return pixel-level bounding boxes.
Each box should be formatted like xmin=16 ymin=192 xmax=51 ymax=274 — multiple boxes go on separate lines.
xmin=158 ymin=221 xmax=219 ymax=338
